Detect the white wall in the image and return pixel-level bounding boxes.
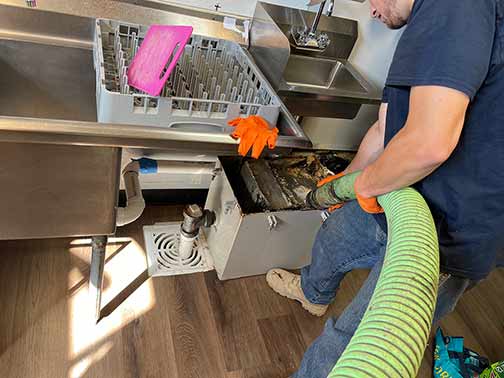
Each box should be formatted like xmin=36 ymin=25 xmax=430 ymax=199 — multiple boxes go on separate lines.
xmin=159 ymin=0 xmax=319 ymax=18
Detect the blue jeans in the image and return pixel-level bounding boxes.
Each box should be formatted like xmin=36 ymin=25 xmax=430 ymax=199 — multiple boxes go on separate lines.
xmin=294 ymin=201 xmax=472 ymax=378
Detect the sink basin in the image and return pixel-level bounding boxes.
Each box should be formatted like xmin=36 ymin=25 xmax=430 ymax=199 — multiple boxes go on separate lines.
xmin=0 ymin=39 xmax=97 ymax=122
xmin=283 ymin=55 xmax=367 ymax=94
xmin=278 ymin=55 xmax=380 ymax=119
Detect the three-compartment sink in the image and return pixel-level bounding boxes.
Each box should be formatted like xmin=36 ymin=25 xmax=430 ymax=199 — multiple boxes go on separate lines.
xmin=0 ymin=2 xmax=312 ymax=240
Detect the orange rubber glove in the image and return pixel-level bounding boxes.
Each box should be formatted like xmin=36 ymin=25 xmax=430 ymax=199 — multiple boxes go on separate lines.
xmin=229 ymin=116 xmax=279 ymax=159
xmin=252 ymin=127 xmax=278 ymax=159
xmin=355 ymin=191 xmax=384 ymax=214
xmin=317 ymin=171 xmax=346 ymax=187
xmin=316 ymin=171 xmax=346 ymax=212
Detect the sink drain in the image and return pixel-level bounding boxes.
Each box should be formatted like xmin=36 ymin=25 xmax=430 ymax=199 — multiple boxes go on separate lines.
xmin=143 ymin=223 xmax=213 ymax=277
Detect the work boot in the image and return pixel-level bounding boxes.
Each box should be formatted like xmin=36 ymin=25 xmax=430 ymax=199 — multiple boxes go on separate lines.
xmin=266 ymin=268 xmax=328 ymax=317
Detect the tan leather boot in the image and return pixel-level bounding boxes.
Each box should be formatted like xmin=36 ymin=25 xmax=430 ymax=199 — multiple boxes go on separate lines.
xmin=266 ymin=268 xmax=328 ymax=317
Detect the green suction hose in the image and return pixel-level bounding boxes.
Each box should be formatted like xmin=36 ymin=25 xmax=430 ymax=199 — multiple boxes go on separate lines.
xmin=307 ymin=172 xmax=440 ymax=378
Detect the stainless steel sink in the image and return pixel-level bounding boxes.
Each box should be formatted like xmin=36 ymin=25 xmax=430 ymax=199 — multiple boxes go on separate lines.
xmin=250 ymin=2 xmax=381 ymax=119
xmin=283 ymin=55 xmax=367 ymax=94
xmin=0 ymin=15 xmax=120 ymax=239
xmin=0 ymin=40 xmax=97 ymax=122
xmin=278 ymin=55 xmax=380 ymax=119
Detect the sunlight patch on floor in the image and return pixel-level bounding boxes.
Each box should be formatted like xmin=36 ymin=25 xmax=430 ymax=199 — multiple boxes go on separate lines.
xmin=67 ymin=237 xmax=156 ymax=378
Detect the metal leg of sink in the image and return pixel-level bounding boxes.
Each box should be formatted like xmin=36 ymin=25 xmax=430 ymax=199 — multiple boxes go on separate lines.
xmin=89 ymin=235 xmax=107 ymax=323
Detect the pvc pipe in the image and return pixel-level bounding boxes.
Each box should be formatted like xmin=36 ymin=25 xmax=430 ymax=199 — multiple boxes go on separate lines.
xmin=116 ymin=160 xmax=145 ymax=227
xmin=116 ymin=158 xmax=215 ymax=227
xmin=308 ymin=172 xmax=440 ymax=378
xmin=178 ymin=232 xmax=196 ymax=260
xmin=155 ymin=160 xmax=215 ymax=175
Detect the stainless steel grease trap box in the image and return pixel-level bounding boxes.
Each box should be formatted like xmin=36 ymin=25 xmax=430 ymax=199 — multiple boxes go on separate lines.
xmin=203 ymin=153 xmax=350 ymax=280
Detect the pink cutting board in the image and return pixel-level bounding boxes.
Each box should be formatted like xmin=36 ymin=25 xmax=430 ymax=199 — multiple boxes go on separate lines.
xmin=127 ymin=25 xmax=193 ymax=96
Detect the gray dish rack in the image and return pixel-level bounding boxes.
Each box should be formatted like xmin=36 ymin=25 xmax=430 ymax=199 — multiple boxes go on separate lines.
xmin=93 ymin=19 xmax=281 ymax=132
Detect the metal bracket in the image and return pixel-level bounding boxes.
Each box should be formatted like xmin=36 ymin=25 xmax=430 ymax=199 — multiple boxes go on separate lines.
xmin=267 ymin=215 xmax=278 ymax=231
xmin=224 ymin=200 xmax=237 ymax=215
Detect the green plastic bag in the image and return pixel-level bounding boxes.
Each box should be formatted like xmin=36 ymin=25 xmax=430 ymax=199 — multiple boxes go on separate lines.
xmin=434 ymin=328 xmax=490 ymax=378
xmin=480 ymin=361 xmax=504 ymax=378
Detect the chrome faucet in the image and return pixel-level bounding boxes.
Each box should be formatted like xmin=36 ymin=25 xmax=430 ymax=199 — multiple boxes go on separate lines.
xmin=310 ymin=0 xmax=334 ymax=34
xmin=291 ymin=0 xmax=333 ymax=50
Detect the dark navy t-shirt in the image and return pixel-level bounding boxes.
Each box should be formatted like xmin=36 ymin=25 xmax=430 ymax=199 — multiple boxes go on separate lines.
xmin=380 ymin=0 xmax=504 ymax=280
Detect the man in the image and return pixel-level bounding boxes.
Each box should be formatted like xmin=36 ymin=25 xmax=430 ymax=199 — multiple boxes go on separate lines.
xmin=267 ymin=0 xmax=504 ymax=377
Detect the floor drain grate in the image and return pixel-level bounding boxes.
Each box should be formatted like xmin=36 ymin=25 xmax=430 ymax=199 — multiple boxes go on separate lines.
xmin=143 ymin=223 xmax=214 ymax=277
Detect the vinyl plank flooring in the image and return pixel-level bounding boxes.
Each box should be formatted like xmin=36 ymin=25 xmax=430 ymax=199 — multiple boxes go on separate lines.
xmin=452 ymin=270 xmax=504 ymax=361
xmin=165 ymin=273 xmax=226 ymax=378
xmin=258 ymin=315 xmax=307 ymax=377
xmin=225 ymin=371 xmax=245 ymax=378
xmin=241 ymin=364 xmax=288 ymax=378
xmin=204 ymin=271 xmax=271 ymax=371
xmin=0 ymin=205 xmax=502 ymax=378
xmin=0 ymin=239 xmax=71 ymax=378
xmin=242 ymin=275 xmax=292 ymax=320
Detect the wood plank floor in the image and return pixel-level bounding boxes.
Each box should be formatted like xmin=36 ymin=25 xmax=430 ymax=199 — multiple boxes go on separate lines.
xmin=0 ymin=205 xmax=502 ymax=378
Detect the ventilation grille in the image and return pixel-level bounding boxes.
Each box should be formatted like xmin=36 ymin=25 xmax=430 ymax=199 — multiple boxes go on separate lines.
xmin=143 ymin=223 xmax=213 ymax=277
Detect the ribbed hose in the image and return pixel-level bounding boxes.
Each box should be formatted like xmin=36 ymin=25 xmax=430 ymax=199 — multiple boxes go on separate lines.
xmin=309 ymin=173 xmax=440 ymax=378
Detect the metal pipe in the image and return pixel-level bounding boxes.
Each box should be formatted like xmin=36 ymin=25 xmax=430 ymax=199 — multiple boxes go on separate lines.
xmin=179 ymin=204 xmax=216 ymax=259
xmin=310 ymin=0 xmax=327 ymax=34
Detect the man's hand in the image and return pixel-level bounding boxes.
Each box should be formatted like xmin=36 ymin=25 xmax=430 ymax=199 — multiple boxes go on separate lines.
xmin=354 ymin=85 xmax=470 ymax=201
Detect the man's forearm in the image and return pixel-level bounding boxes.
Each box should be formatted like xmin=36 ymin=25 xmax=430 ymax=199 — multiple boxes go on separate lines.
xmin=354 ymin=126 xmax=442 ymax=198
xmin=344 ymin=120 xmax=384 ymax=174
xmin=354 ymin=86 xmax=469 ymax=199
xmin=345 ymin=103 xmax=387 ymax=174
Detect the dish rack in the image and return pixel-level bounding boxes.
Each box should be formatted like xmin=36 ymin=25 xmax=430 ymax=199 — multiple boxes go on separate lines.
xmin=93 ymin=19 xmax=281 ymax=131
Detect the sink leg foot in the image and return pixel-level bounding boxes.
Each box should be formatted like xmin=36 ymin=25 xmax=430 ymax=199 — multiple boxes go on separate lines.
xmin=89 ymin=235 xmax=107 ymax=323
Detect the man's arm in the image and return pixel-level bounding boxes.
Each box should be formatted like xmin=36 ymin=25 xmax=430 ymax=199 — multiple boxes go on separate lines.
xmin=344 ymin=103 xmax=388 ymax=174
xmin=354 ymin=86 xmax=469 ymax=198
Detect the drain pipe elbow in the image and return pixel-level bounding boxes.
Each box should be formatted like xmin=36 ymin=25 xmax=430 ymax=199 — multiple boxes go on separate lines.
xmin=115 ymin=157 xmax=216 ymax=227
xmin=116 ymin=160 xmax=146 ymax=227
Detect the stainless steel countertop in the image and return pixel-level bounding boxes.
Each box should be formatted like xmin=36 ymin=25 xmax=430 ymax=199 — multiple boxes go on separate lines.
xmin=0 ymin=0 xmax=247 ymax=45
xmin=0 ymin=116 xmax=308 ymax=153
xmin=0 ymin=1 xmax=312 ymax=152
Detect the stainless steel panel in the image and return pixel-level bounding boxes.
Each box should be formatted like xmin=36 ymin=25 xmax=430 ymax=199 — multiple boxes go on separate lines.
xmin=203 ymin=162 xmax=321 ymax=280
xmin=249 ymin=2 xmax=291 ymax=89
xmin=221 ymin=210 xmax=321 ymax=279
xmin=0 ymin=39 xmax=97 ymax=121
xmin=0 ymin=116 xmax=306 ymax=153
xmin=0 ymin=142 xmax=121 ymax=239
xmin=281 ymin=96 xmax=362 ymax=119
xmin=0 ymin=0 xmax=245 ymax=45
